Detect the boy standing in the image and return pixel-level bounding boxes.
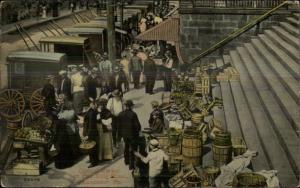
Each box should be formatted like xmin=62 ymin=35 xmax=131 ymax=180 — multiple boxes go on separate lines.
xmin=134 ymin=139 xmax=169 ymax=188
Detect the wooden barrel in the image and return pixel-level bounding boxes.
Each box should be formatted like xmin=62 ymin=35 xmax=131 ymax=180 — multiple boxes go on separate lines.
xmin=168 ymin=153 xmax=182 ymax=175
xmin=213 ymin=131 xmax=232 ymax=167
xmin=182 ymin=129 xmax=202 ymax=166
xmin=213 ymin=145 xmax=232 ymax=167
xmin=153 ymin=134 xmax=169 ymax=149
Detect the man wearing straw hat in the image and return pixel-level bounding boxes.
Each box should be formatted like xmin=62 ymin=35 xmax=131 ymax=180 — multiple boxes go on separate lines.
xmin=134 ymin=139 xmax=169 ymax=188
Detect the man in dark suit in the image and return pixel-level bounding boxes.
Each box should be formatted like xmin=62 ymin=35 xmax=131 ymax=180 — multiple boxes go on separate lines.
xmin=41 ymin=75 xmax=56 ymax=115
xmin=83 ymin=99 xmax=99 ymax=168
xmin=144 ymin=54 xmax=157 ymax=94
xmin=85 ymin=71 xmax=98 ymax=100
xmin=118 ymin=100 xmax=141 ymax=170
xmin=58 ymin=70 xmax=72 ymax=100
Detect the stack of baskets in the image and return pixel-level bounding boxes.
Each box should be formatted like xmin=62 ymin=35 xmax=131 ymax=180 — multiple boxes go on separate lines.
xmin=212 ymin=131 xmax=232 ymax=167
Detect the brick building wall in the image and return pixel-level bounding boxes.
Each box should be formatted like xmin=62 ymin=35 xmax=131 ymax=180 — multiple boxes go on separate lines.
xmin=179 ymin=11 xmax=288 ymax=64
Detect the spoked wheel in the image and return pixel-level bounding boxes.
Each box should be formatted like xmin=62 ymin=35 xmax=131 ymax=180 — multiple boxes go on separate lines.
xmin=21 ymin=110 xmax=33 ymax=128
xmin=30 ymin=88 xmax=45 ymax=116
xmin=0 ymin=89 xmax=25 ymax=120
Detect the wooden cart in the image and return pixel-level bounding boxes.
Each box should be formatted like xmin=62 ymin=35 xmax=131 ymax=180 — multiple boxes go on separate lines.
xmin=0 ymin=51 xmax=67 ymax=120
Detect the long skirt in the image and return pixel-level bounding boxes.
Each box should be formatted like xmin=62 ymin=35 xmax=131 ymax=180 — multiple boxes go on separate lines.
xmin=73 ymin=91 xmax=85 ymax=114
xmin=97 ymin=123 xmax=104 ymax=161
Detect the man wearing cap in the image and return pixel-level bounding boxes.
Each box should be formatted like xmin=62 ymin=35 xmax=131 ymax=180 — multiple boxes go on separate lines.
xmin=99 ymin=52 xmax=113 ymax=95
xmin=70 ymin=66 xmax=85 ymax=114
xmin=41 ymin=75 xmax=57 ymax=115
xmin=119 ymin=100 xmax=141 ymax=170
xmin=106 ymin=90 xmax=124 ymax=148
xmin=149 ymin=101 xmax=165 ymax=133
xmin=134 ymin=139 xmax=169 ymax=188
xmin=130 ymin=50 xmax=143 ymax=89
xmin=58 ymin=70 xmax=72 ymax=100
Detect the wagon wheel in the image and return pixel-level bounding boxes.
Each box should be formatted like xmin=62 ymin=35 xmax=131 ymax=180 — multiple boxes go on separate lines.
xmin=21 ymin=110 xmax=33 ymax=128
xmin=30 ymin=88 xmax=45 ymax=116
xmin=0 ymin=89 xmax=25 ymax=119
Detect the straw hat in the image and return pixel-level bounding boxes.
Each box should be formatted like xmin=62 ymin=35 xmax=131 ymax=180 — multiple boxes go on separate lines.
xmin=45 ymin=75 xmax=55 ymax=80
xmin=59 ymin=70 xmax=67 ymax=75
xmin=112 ymin=90 xmax=121 ymax=97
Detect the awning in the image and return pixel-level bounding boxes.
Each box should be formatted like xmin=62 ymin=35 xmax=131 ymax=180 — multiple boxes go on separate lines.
xmin=135 ymin=18 xmax=179 ymax=42
xmin=64 ymin=27 xmax=105 ymax=35
xmin=39 ymin=36 xmax=88 ymax=45
xmin=7 ymin=51 xmax=67 ymax=64
xmin=135 ymin=17 xmax=185 ymax=64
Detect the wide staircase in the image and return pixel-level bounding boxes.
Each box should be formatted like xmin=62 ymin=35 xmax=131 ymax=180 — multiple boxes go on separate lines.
xmin=212 ymin=12 xmax=300 ymax=186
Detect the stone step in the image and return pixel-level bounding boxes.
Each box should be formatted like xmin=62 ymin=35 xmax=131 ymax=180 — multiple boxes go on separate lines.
xmin=219 ymin=80 xmax=242 ymax=137
xmin=265 ymin=29 xmax=300 ymax=63
xmin=286 ymin=17 xmax=300 ymax=27
xmin=249 ymin=39 xmax=300 ymax=135
xmin=213 ymin=107 xmax=227 ymax=130
xmin=258 ymin=34 xmax=300 ymax=102
xmin=279 ymin=22 xmax=300 ymax=36
xmin=292 ymin=12 xmax=300 ymax=19
xmin=272 ymin=25 xmax=299 ymax=49
xmin=229 ymin=79 xmax=270 ymax=171
xmin=232 ymin=48 xmax=299 ymax=186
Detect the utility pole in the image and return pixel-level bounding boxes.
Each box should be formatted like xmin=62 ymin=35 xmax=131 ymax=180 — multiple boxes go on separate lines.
xmin=107 ymin=0 xmax=116 ymax=64
xmin=120 ymin=0 xmax=123 ymax=51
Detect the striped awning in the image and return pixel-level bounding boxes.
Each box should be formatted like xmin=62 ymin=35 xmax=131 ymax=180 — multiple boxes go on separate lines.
xmin=135 ymin=17 xmax=179 ymax=42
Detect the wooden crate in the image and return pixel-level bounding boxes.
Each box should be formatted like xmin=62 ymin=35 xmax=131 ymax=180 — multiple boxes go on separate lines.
xmin=228 ymin=67 xmax=240 ymax=81
xmin=9 ymin=159 xmax=42 ymax=176
xmin=216 ymin=73 xmax=229 ymax=82
xmin=169 ymin=164 xmax=199 ymax=188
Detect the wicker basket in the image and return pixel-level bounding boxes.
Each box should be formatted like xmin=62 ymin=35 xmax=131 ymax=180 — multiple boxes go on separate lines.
xmin=232 ymin=137 xmax=247 ymax=156
xmin=202 ymin=166 xmax=220 ymax=186
xmin=79 ymin=140 xmax=96 ymax=154
xmin=232 ymin=172 xmax=267 ymax=187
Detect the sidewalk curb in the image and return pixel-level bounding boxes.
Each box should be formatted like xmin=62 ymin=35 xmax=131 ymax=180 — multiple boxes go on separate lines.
xmin=0 ymin=9 xmax=89 ymax=36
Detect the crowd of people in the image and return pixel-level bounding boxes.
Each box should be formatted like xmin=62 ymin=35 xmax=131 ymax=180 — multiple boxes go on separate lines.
xmin=39 ymin=41 xmax=177 ymax=187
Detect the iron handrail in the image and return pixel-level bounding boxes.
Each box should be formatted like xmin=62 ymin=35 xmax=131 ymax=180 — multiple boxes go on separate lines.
xmin=189 ymin=0 xmax=290 ymax=65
